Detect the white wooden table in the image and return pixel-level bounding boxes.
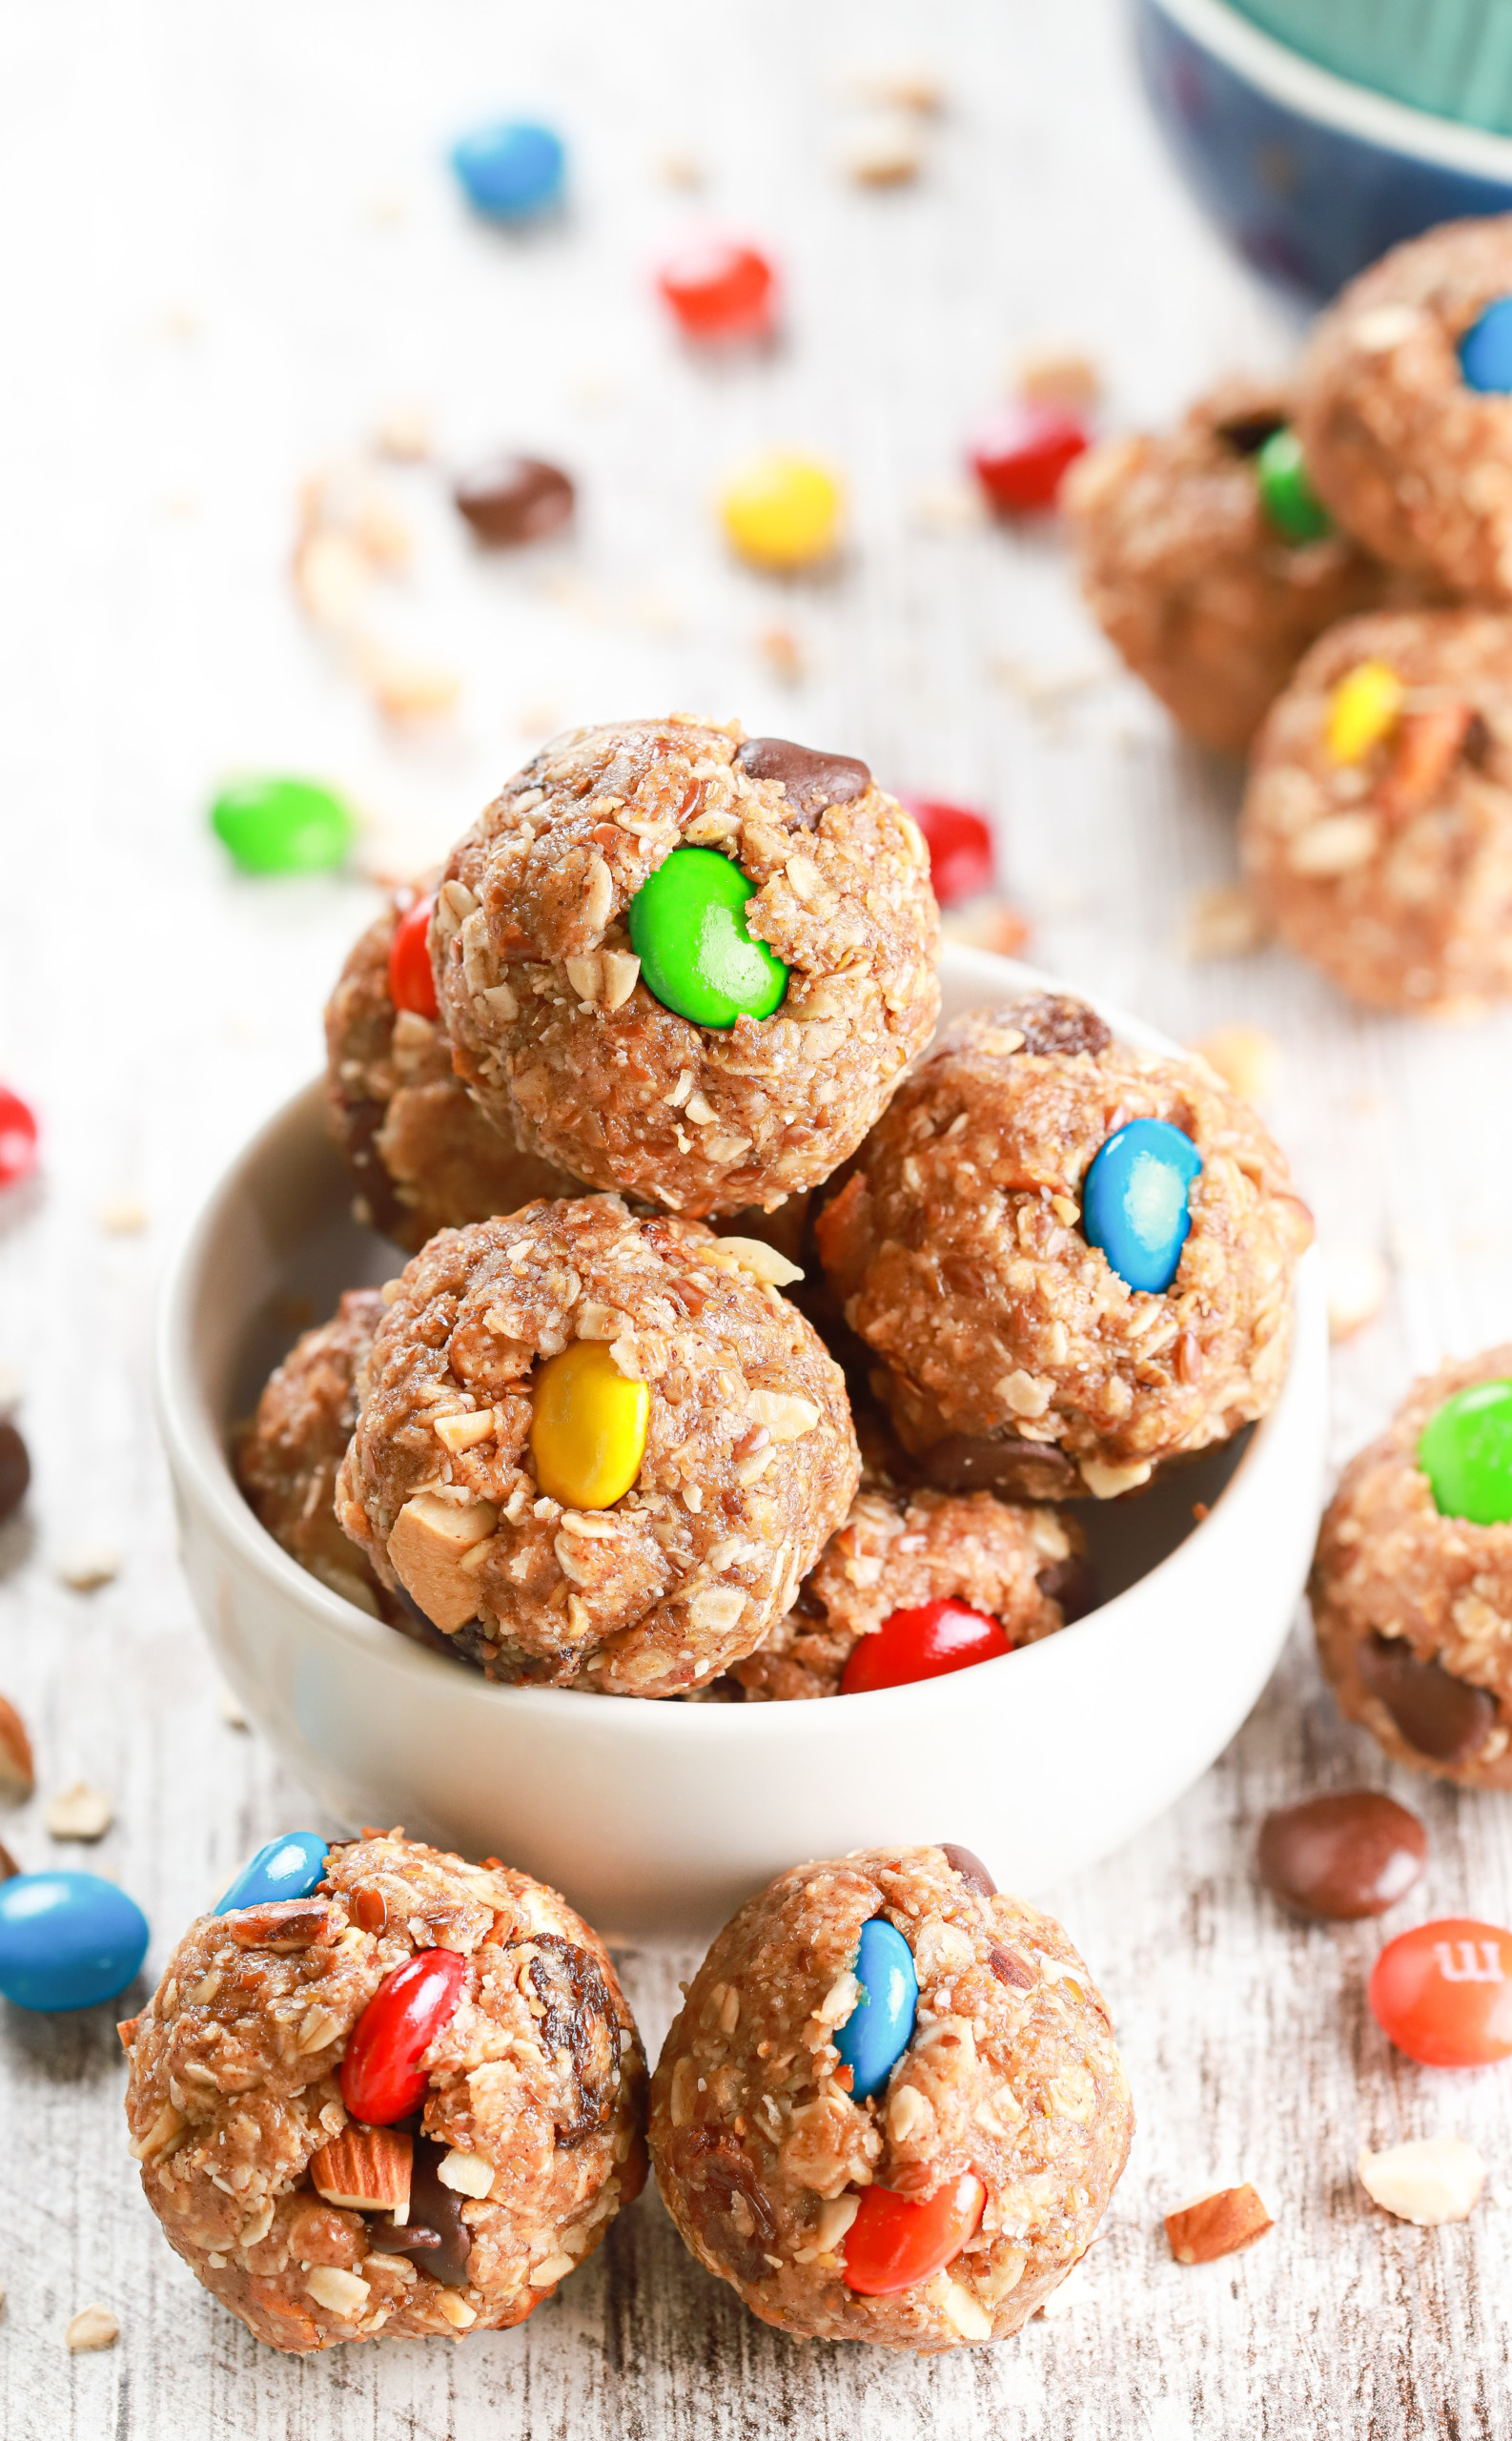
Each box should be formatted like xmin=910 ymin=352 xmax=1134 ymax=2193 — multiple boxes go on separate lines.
xmin=3 ymin=1 xmax=1512 ymax=2432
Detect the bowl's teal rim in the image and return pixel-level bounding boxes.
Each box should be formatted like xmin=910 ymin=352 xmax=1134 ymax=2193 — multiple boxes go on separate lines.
xmin=1147 ymin=0 xmax=1512 ymax=177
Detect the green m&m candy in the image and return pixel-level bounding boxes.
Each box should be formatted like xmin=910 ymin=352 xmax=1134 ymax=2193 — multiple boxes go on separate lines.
xmin=627 ymin=846 xmax=787 ymax=1029
xmin=210 ymin=775 xmax=356 ymax=876
xmin=1418 ymin=1379 xmax=1512 ymax=1526
xmin=1255 ymin=427 xmax=1334 ymax=545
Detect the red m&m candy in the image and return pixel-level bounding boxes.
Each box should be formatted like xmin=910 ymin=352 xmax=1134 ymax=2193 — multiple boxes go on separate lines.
xmin=657 ymin=236 xmax=777 ymax=341
xmin=0 ymin=1088 xmax=38 ymax=1190
xmin=387 ymin=894 xmax=439 ymax=1020
xmin=969 ymin=404 xmax=1089 ymax=514
xmin=340 ymin=1947 xmax=467 ymax=2123
xmin=842 ymin=2171 xmax=985 ymax=2294
xmin=1368 ymin=1917 xmax=1512 ymax=2066
xmin=898 ymin=798 xmax=994 ymax=908
xmin=840 ymin=1598 xmax=1011 ymax=1696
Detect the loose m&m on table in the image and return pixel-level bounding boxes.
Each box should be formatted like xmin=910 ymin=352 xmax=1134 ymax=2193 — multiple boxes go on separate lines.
xmin=898 ymin=798 xmax=994 ymax=908
xmin=0 ymin=1085 xmax=38 ymax=1189
xmin=628 ymin=846 xmax=788 ymax=1027
xmin=450 ymin=120 xmax=565 ymax=222
xmin=210 ymin=775 xmax=355 ymax=876
xmin=969 ymin=403 xmax=1089 ymax=514
xmin=1418 ymin=1378 xmax=1512 ymax=1526
xmin=1369 ymin=1918 xmax=1512 ymax=2066
xmin=719 ymin=451 xmax=843 ymax=571
xmin=657 ymin=236 xmax=777 ymax=341
xmin=1082 ymin=1117 xmax=1202 ymax=1295
xmin=0 ymin=1871 xmax=149 ymax=2012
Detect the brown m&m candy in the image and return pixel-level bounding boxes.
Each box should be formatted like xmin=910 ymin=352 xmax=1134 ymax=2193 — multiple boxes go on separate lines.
xmin=454 ymin=455 xmax=574 ymax=545
xmin=1257 ymin=1790 xmax=1426 ymax=1920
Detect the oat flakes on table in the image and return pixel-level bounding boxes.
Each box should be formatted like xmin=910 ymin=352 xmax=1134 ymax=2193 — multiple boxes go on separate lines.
xmin=1312 ymin=1345 xmax=1512 ymax=1788
xmin=1295 ymin=215 xmax=1512 ymax=597
xmin=1066 ymin=377 xmax=1392 ymax=752
xmin=1239 ymin=606 xmax=1512 ymax=1014
xmin=815 ymin=994 xmax=1311 ymax=1499
xmin=121 ymin=1833 xmax=645 ymax=2353
xmin=325 ymin=880 xmax=576 ymax=1253
xmin=650 ymin=1844 xmax=1133 ymax=2349
xmin=430 ymin=715 xmax=940 ymax=1218
xmin=336 ymin=1197 xmax=859 ymax=1695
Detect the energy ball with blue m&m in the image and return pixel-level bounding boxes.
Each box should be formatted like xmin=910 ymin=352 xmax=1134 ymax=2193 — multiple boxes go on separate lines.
xmin=649 ymin=1844 xmax=1132 ymax=2349
xmin=815 ymin=995 xmax=1311 ymax=1501
xmin=121 ymin=1831 xmax=646 ymax=2352
xmin=431 ymin=717 xmax=939 ymax=1219
xmin=1312 ymin=1346 xmax=1512 ymax=1789
xmin=334 ymin=1198 xmax=859 ymax=1695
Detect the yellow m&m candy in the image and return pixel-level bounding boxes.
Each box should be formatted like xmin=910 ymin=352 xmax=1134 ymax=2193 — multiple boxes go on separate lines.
xmin=529 ymin=1341 xmax=649 ymax=1509
xmin=1325 ymin=660 xmax=1403 ymax=765
xmin=719 ymin=450 xmax=844 ymax=571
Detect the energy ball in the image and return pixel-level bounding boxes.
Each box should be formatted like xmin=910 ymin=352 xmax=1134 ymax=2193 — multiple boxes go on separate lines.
xmin=1066 ymin=378 xmax=1389 ymax=752
xmin=815 ymin=995 xmax=1312 ymax=1500
xmin=1312 ymin=1347 xmax=1512 ymax=1789
xmin=430 ymin=716 xmax=940 ymax=1219
xmin=1240 ymin=607 xmax=1512 ymax=1015
xmin=122 ymin=1831 xmax=646 ymax=2353
xmin=728 ymin=1487 xmax=1084 ymax=1700
xmin=1295 ymin=216 xmax=1512 ymax=599
xmin=649 ymin=1844 xmax=1132 ymax=2349
xmin=335 ymin=1197 xmax=860 ymax=1695
xmin=326 ymin=880 xmax=574 ymax=1253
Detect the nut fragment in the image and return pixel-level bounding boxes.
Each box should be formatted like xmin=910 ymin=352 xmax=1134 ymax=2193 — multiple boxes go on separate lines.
xmin=45 ymin=1782 xmax=112 ymax=1841
xmin=1165 ymin=2183 xmax=1274 ymax=2265
xmin=56 ymin=1547 xmax=120 ymax=1591
xmin=1192 ymin=1023 xmax=1279 ymax=1105
xmin=386 ymin=1494 xmax=497 ymax=1631
xmin=1015 ymin=345 xmax=1101 ymax=410
xmin=64 ymin=2305 xmax=120 ymax=2352
xmin=433 ymin=1407 xmax=496 ymax=1454
xmin=437 ymin=2147 xmax=496 ymax=2200
xmin=1358 ymin=2137 xmax=1485 ymax=2226
xmin=1184 ymin=884 xmax=1269 ymax=962
xmin=0 ymin=1693 xmax=34 ymax=1797
xmin=311 ymin=2125 xmax=414 ymax=2219
xmin=842 ymin=115 xmax=924 ymax=186
xmin=305 ymin=2265 xmax=372 ymax=2318
xmin=226 ymin=1898 xmax=337 ymax=1952
xmin=745 ymin=1389 xmax=820 ymax=1442
xmin=714 ymin=1236 xmax=805 ymax=1288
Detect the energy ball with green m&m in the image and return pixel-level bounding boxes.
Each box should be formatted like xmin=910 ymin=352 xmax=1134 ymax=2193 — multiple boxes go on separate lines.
xmin=649 ymin=1844 xmax=1132 ymax=2348
xmin=815 ymin=995 xmax=1312 ymax=1500
xmin=1240 ymin=607 xmax=1512 ymax=1015
xmin=121 ymin=1831 xmax=646 ymax=2353
xmin=1312 ymin=1347 xmax=1512 ymax=1789
xmin=1294 ymin=216 xmax=1512 ymax=597
xmin=430 ymin=716 xmax=940 ymax=1219
xmin=1064 ymin=377 xmax=1392 ymax=753
xmin=335 ymin=1197 xmax=859 ymax=1695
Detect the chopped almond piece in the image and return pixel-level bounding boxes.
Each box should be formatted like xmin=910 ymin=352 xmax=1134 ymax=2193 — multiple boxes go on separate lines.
xmin=1165 ymin=2183 xmax=1274 ymax=2265
xmin=226 ymin=1897 xmax=337 ymax=1952
xmin=386 ymin=1494 xmax=497 ymax=1631
xmin=310 ymin=2124 xmax=413 ymax=2220
xmin=1381 ymin=703 xmax=1472 ymax=819
xmin=0 ymin=1692 xmax=34 ymax=1796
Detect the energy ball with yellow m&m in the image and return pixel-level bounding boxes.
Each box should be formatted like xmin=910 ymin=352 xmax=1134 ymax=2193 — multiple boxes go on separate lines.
xmin=649 ymin=1845 xmax=1132 ymax=2349
xmin=1312 ymin=1347 xmax=1512 ymax=1790
xmin=1240 ymin=608 xmax=1512 ymax=1014
xmin=815 ymin=995 xmax=1311 ymax=1500
xmin=432 ymin=717 xmax=939 ymax=1219
xmin=121 ymin=1831 xmax=646 ymax=2352
xmin=335 ymin=1197 xmax=859 ymax=1694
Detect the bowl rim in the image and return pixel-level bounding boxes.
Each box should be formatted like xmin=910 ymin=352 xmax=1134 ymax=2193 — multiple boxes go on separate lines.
xmin=1144 ymin=0 xmax=1512 ymax=178
xmin=154 ymin=945 xmax=1327 ymax=1742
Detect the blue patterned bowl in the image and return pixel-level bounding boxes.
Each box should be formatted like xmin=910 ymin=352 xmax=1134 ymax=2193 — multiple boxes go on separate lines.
xmin=1134 ymin=0 xmax=1512 ymax=297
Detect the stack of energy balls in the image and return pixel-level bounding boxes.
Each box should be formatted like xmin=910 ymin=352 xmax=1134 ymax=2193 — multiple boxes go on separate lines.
xmin=192 ymin=709 xmax=1312 ymax=2356
xmin=1069 ymin=215 xmax=1512 ymax=1020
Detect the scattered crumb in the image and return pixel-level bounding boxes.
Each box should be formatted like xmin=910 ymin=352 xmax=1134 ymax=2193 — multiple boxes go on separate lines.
xmin=1015 ymin=345 xmax=1101 ymax=410
xmin=1192 ymin=1023 xmax=1279 ymax=1104
xmin=0 ymin=1692 xmax=35 ymax=1796
xmin=756 ymin=626 xmax=807 ymax=685
xmin=850 ymin=63 xmax=945 ymax=113
xmin=912 ymin=480 xmax=986 ymax=532
xmin=65 ymin=2305 xmax=120 ymax=2352
xmin=1359 ymin=2138 xmax=1484 ymax=2226
xmin=358 ymin=646 xmax=462 ymax=722
xmin=217 ymin=1683 xmax=249 ymax=1732
xmin=46 ymin=1783 xmax=113 ymax=1841
xmin=373 ymin=403 xmax=432 ymax=462
xmin=842 ymin=117 xmax=925 ymax=187
xmin=1165 ymin=2183 xmax=1274 ymax=2265
xmin=1183 ymin=884 xmax=1270 ymax=962
xmin=1322 ymin=1241 xmax=1389 ymax=1343
xmin=655 ymin=147 xmax=706 ymax=189
xmin=293 ymin=529 xmax=371 ymax=634
xmin=991 ymin=655 xmax=1110 ymax=708
xmin=56 ymin=1548 xmax=120 ymax=1592
xmin=1036 ymin=2260 xmax=1093 ymax=2318
xmin=940 ymin=901 xmax=1032 ymax=955
xmin=97 ymin=1197 xmax=149 ymax=1237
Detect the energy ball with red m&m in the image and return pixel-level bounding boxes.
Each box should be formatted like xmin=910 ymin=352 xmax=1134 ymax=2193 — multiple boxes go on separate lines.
xmin=649 ymin=1845 xmax=1132 ymax=2348
xmin=121 ymin=1832 xmax=646 ymax=2353
xmin=1312 ymin=1346 xmax=1512 ymax=1789
xmin=1240 ymin=608 xmax=1512 ymax=1015
xmin=335 ymin=1198 xmax=859 ymax=1695
xmin=326 ymin=879 xmax=576 ymax=1251
xmin=815 ymin=995 xmax=1311 ymax=1500
xmin=432 ymin=717 xmax=939 ymax=1218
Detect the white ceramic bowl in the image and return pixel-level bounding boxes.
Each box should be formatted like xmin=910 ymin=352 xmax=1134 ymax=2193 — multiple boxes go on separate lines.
xmin=156 ymin=949 xmax=1328 ymax=1939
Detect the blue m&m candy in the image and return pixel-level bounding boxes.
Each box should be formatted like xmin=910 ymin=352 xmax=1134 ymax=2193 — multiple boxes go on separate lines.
xmin=834 ymin=1918 xmax=918 ymax=2101
xmin=1082 ymin=1117 xmax=1202 ymax=1295
xmin=0 ymin=1872 xmax=149 ymax=2011
xmin=215 ymin=1831 xmax=328 ymax=1916
xmin=1460 ymin=297 xmax=1512 ymax=396
xmin=450 ymin=121 xmax=565 ymax=223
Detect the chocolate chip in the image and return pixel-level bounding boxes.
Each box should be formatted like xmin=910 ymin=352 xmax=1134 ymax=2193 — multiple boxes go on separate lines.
xmin=1035 ymin=1553 xmax=1097 ymax=1623
xmin=1215 ymin=411 xmax=1285 ymax=458
xmin=734 ymin=736 xmax=871 ymax=827
xmin=992 ymin=994 xmax=1112 ymax=1059
xmin=668 ymin=2125 xmax=777 ymax=2284
xmin=0 ymin=1421 xmax=28 ymax=1528
xmin=1257 ymin=1790 xmax=1426 ymax=1920
xmin=454 ymin=455 xmax=575 ymax=546
xmin=939 ymin=1843 xmax=996 ymax=1897
xmin=372 ymin=2134 xmax=470 ymax=2286
xmin=917 ymin=1432 xmax=1079 ymax=1501
xmin=988 ymin=1944 xmax=1034 ymax=1988
xmin=1358 ymin=1632 xmax=1499 ymax=1766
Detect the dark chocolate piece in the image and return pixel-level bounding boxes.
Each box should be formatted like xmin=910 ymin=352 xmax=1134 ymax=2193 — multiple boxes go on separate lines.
xmin=939 ymin=1843 xmax=996 ymax=1897
xmin=1358 ymin=1632 xmax=1499 ymax=1766
xmin=454 ymin=455 xmax=575 ymax=546
xmin=372 ymin=2133 xmax=471 ymax=2287
xmin=1257 ymin=1789 xmax=1426 ymax=1919
xmin=735 ymin=736 xmax=870 ymax=827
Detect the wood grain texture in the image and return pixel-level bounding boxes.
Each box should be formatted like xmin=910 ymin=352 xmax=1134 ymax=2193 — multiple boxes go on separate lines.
xmin=2 ymin=0 xmax=1511 ymax=2433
